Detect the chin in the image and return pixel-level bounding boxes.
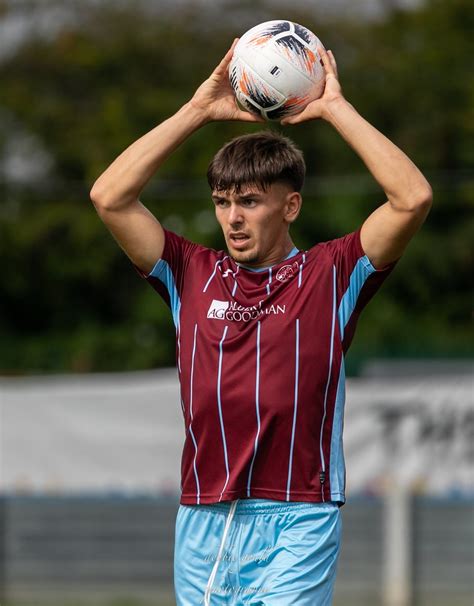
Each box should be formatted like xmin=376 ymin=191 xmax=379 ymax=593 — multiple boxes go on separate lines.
xmin=229 ymin=247 xmax=260 ymax=265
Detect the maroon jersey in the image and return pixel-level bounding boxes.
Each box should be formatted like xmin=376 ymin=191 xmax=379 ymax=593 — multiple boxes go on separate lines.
xmin=139 ymin=229 xmax=393 ymax=505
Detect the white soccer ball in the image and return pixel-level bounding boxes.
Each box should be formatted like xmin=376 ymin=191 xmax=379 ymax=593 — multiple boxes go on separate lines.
xmin=229 ymin=20 xmax=326 ymax=121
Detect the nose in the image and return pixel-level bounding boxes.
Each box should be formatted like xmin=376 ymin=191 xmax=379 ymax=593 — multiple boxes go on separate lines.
xmin=228 ymin=203 xmax=244 ymax=227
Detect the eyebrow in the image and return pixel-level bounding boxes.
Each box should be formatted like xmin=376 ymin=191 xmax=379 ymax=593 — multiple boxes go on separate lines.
xmin=211 ymin=192 xmax=263 ymax=201
xmin=240 ymin=193 xmax=262 ymax=199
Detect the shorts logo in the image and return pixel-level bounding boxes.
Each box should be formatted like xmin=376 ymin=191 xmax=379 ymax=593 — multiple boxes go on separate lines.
xmin=276 ymin=261 xmax=299 ymax=283
xmin=207 ymin=299 xmax=286 ymax=322
xmin=207 ymin=299 xmax=230 ymax=320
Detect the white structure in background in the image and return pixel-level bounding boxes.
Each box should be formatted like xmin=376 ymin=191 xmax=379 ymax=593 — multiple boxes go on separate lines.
xmin=1 ymin=366 xmax=472 ymax=496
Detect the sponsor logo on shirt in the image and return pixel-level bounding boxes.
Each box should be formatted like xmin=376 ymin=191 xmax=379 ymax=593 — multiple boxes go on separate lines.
xmin=276 ymin=261 xmax=299 ymax=283
xmin=207 ymin=299 xmax=230 ymax=319
xmin=207 ymin=299 xmax=286 ymax=322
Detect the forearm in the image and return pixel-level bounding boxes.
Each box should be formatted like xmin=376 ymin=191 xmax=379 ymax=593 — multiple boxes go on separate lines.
xmin=90 ymin=102 xmax=208 ymax=210
xmin=323 ymin=98 xmax=432 ymax=210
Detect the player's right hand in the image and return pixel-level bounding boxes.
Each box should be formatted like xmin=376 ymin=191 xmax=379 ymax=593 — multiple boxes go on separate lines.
xmin=189 ymin=40 xmax=265 ymax=123
xmin=280 ymin=47 xmax=344 ymax=125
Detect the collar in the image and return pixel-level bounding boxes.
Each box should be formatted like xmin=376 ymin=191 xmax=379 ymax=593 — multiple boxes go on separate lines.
xmin=236 ymin=246 xmax=300 ymax=273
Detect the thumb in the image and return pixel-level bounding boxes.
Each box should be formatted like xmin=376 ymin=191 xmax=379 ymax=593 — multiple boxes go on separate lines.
xmin=281 ymin=112 xmax=306 ymax=126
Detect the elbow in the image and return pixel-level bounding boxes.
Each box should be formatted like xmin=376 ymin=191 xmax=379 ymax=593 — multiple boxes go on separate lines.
xmin=415 ymin=183 xmax=433 ymax=220
xmin=401 ymin=182 xmax=433 ymax=214
xmin=89 ymin=180 xmax=122 ymax=212
xmin=90 ymin=180 xmax=107 ymax=208
xmin=417 ymin=182 xmax=433 ymax=210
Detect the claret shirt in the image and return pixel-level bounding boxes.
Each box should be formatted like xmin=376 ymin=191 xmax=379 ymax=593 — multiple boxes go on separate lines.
xmin=139 ymin=229 xmax=394 ymax=505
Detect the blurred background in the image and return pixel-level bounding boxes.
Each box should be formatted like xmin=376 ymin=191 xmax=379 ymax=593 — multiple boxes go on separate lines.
xmin=0 ymin=0 xmax=472 ymax=605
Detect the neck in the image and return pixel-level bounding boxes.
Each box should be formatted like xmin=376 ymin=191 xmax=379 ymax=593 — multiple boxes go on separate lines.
xmin=237 ymin=238 xmax=297 ymax=270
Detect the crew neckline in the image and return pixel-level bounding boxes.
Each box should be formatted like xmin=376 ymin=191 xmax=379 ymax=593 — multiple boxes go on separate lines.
xmin=236 ymin=246 xmax=300 ymax=273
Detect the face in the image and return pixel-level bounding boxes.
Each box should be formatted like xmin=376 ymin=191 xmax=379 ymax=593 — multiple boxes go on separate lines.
xmin=211 ymin=182 xmax=301 ymax=268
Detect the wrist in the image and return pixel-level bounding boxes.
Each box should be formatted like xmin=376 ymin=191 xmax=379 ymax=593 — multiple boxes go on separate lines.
xmin=321 ymin=95 xmax=354 ymax=124
xmin=179 ymin=100 xmax=212 ymax=128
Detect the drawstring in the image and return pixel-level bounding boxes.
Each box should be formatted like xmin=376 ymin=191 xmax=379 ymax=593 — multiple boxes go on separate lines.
xmin=204 ymin=499 xmax=239 ymax=605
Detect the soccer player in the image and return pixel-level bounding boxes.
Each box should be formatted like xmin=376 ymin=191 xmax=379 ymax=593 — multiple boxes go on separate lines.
xmin=90 ymin=43 xmax=431 ymax=605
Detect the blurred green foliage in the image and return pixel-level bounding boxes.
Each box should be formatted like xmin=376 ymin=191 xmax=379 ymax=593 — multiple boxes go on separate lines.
xmin=0 ymin=0 xmax=472 ymax=374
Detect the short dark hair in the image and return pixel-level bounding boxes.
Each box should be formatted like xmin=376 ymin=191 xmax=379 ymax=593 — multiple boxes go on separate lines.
xmin=207 ymin=131 xmax=305 ymax=193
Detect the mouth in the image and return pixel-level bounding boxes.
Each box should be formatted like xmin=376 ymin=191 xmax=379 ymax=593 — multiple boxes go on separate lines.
xmin=228 ymin=233 xmax=251 ymax=249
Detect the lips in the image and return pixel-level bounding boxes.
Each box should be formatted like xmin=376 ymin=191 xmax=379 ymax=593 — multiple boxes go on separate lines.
xmin=229 ymin=232 xmax=250 ymax=247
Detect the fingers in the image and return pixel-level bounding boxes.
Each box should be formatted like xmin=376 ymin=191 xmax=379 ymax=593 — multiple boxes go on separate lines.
xmin=213 ymin=38 xmax=239 ymax=78
xmin=237 ymin=112 xmax=266 ymax=123
xmin=280 ymin=106 xmax=313 ymax=126
xmin=327 ymin=49 xmax=338 ymax=78
xmin=318 ymin=46 xmax=338 ymax=79
xmin=233 ymin=105 xmax=266 ymax=123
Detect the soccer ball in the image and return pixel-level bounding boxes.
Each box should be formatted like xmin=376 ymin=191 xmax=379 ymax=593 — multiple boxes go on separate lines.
xmin=229 ymin=20 xmax=326 ymax=121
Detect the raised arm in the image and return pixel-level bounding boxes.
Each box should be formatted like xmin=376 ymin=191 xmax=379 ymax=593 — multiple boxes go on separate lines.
xmin=90 ymin=40 xmax=262 ymax=274
xmin=282 ymin=48 xmax=432 ymax=269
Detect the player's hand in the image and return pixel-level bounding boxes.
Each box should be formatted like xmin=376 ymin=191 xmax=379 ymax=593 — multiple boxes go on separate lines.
xmin=280 ymin=47 xmax=344 ymax=125
xmin=189 ymin=40 xmax=265 ymax=123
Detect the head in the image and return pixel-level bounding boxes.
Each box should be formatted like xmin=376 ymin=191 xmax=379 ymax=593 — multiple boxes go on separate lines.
xmin=207 ymin=131 xmax=305 ymax=267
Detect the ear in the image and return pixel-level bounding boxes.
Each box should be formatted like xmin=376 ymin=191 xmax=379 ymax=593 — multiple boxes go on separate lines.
xmin=284 ymin=192 xmax=302 ymax=224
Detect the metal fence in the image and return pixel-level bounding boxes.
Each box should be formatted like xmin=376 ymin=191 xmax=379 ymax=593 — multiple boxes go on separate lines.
xmin=1 ymin=494 xmax=472 ymax=606
xmin=1 ymin=366 xmax=472 ymax=604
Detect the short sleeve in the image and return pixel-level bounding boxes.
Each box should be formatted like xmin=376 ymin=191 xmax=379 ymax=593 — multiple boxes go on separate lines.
xmin=320 ymin=229 xmax=396 ymax=352
xmin=135 ymin=229 xmax=201 ymax=328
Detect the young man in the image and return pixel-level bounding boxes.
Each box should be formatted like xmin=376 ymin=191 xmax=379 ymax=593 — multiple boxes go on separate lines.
xmin=91 ymin=42 xmax=431 ymax=605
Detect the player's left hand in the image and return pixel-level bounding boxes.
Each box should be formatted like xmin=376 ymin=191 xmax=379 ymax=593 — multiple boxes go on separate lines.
xmin=280 ymin=47 xmax=344 ymax=125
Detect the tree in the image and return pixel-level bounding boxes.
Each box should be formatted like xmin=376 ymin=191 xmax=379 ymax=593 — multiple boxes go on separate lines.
xmin=0 ymin=0 xmax=471 ymax=373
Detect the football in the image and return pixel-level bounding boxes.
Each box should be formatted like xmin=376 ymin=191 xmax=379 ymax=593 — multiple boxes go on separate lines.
xmin=229 ymin=20 xmax=326 ymax=121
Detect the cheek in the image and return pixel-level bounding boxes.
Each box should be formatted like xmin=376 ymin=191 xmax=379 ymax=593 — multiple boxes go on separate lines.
xmin=215 ymin=210 xmax=226 ymax=229
xmin=253 ymin=224 xmax=273 ymax=251
xmin=261 ymin=214 xmax=282 ymax=237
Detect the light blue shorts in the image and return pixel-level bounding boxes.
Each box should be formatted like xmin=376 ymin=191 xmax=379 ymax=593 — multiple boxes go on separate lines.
xmin=174 ymin=499 xmax=342 ymax=605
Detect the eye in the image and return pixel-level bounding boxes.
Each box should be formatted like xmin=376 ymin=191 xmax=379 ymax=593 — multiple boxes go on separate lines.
xmin=241 ymin=198 xmax=257 ymax=207
xmin=213 ymin=198 xmax=229 ymax=208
